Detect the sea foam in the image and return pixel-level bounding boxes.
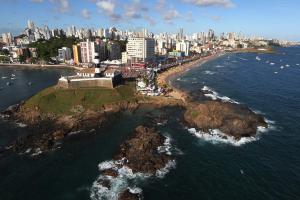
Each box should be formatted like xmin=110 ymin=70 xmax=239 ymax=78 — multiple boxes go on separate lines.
xmin=90 ymin=136 xmax=177 ymax=200
xmin=203 ymin=70 xmax=216 ymax=75
xmin=187 ymin=118 xmax=276 ymax=146
xmin=202 ymin=86 xmax=239 ymax=104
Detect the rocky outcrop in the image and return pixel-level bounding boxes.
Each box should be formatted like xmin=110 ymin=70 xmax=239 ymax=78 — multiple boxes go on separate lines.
xmin=114 ymin=126 xmax=172 ymax=174
xmin=3 ymin=101 xmax=139 ymax=154
xmin=119 ymin=189 xmax=141 ymax=200
xmin=92 ymin=126 xmax=172 ymax=200
xmin=184 ymin=101 xmax=268 ymax=139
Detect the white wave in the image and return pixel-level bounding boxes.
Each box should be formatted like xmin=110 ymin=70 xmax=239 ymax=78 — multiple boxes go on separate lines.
xmin=285 ymin=64 xmax=290 ymax=67
xmin=238 ymin=57 xmax=248 ymax=61
xmin=68 ymin=130 xmax=83 ymax=136
xmin=187 ymin=118 xmax=276 ymax=146
xmin=202 ymin=86 xmax=239 ymax=104
xmin=16 ymin=122 xmax=27 ymax=128
xmin=1 ymin=76 xmax=8 ymax=79
xmin=270 ymin=62 xmax=275 ymax=66
xmin=296 ymin=64 xmax=299 ymax=66
xmin=91 ymin=161 xmax=147 ymax=200
xmin=157 ymin=136 xmax=172 ymax=155
xmin=31 ymin=148 xmax=43 ymax=157
xmin=91 ymin=137 xmax=178 ymax=200
xmin=187 ymin=128 xmax=256 ymax=146
xmin=156 ymin=160 xmax=176 ymax=178
xmin=215 ymin=65 xmax=224 ymax=68
xmin=203 ymin=70 xmax=216 ymax=75
xmin=128 ymin=187 xmax=143 ymax=194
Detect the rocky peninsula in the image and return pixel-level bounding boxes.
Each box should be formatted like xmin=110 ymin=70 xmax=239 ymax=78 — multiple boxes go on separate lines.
xmin=1 ymin=52 xmax=269 ymax=155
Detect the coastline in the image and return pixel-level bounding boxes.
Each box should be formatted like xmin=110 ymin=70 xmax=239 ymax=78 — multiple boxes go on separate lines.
xmin=157 ymin=52 xmax=225 ymax=102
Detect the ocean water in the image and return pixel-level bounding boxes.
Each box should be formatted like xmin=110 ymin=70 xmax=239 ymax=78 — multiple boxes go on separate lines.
xmin=1 ymin=47 xmax=300 ymax=200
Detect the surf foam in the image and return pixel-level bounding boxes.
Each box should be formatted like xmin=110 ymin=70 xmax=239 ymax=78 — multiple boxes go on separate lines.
xmin=187 ymin=118 xmax=276 ymax=146
xmin=202 ymin=86 xmax=239 ymax=104
xmin=90 ymin=136 xmax=178 ymax=200
xmin=203 ymin=70 xmax=216 ymax=75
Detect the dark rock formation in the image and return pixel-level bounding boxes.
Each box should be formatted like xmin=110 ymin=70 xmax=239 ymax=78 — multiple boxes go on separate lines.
xmin=119 ymin=189 xmax=141 ymax=200
xmin=2 ymin=101 xmax=139 ymax=155
xmin=184 ymin=101 xmax=268 ymax=139
xmin=114 ymin=126 xmax=172 ymax=174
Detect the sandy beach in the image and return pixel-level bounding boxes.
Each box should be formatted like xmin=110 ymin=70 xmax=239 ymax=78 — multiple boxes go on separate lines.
xmin=157 ymin=52 xmax=225 ymax=102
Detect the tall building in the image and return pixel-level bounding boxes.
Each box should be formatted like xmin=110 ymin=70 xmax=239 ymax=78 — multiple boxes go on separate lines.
xmin=80 ymin=39 xmax=95 ymax=64
xmin=27 ymin=20 xmax=35 ymax=30
xmin=126 ymin=37 xmax=155 ymax=63
xmin=72 ymin=44 xmax=81 ymax=65
xmin=2 ymin=33 xmax=13 ymax=45
xmin=94 ymin=38 xmax=107 ymax=62
xmin=176 ymin=41 xmax=190 ymax=56
xmin=58 ymin=47 xmax=71 ymax=61
xmin=179 ymin=28 xmax=184 ymax=40
xmin=107 ymin=41 xmax=121 ymax=60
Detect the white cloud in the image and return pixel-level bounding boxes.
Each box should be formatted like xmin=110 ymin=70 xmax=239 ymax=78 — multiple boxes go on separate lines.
xmin=81 ymin=9 xmax=91 ymax=19
xmin=183 ymin=0 xmax=234 ymax=8
xmin=163 ymin=9 xmax=180 ymax=24
xmin=96 ymin=0 xmax=115 ymax=14
xmin=49 ymin=0 xmax=70 ymax=13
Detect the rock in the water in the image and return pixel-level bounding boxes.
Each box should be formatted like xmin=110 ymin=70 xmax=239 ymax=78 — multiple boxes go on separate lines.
xmin=184 ymin=101 xmax=268 ymax=139
xmin=114 ymin=126 xmax=172 ymax=174
xmin=119 ymin=189 xmax=141 ymax=200
xmin=103 ymin=169 xmax=118 ymax=178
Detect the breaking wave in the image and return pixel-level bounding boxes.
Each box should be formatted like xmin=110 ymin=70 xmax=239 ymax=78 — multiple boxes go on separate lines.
xmin=90 ymin=137 xmax=177 ymax=200
xmin=202 ymin=86 xmax=239 ymax=104
xmin=215 ymin=65 xmax=225 ymax=68
xmin=203 ymin=70 xmax=216 ymax=75
xmin=187 ymin=118 xmax=276 ymax=146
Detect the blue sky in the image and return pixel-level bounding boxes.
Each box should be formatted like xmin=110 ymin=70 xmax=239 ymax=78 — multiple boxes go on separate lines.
xmin=0 ymin=0 xmax=300 ymax=41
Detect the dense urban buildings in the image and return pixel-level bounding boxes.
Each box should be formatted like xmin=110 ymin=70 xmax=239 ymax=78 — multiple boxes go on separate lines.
xmin=0 ymin=20 xmax=297 ymax=67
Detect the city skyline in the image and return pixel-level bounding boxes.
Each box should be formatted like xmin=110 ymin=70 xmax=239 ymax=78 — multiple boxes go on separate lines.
xmin=0 ymin=0 xmax=300 ymax=41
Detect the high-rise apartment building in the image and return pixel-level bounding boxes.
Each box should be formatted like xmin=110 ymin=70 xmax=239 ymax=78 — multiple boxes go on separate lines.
xmin=72 ymin=44 xmax=81 ymax=65
xmin=107 ymin=41 xmax=121 ymax=60
xmin=176 ymin=41 xmax=190 ymax=56
xmin=126 ymin=37 xmax=155 ymax=63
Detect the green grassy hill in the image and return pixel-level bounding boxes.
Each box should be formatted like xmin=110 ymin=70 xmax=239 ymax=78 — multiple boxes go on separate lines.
xmin=23 ymin=83 xmax=138 ymax=115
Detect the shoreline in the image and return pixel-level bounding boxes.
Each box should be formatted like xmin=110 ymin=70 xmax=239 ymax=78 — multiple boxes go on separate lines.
xmin=157 ymin=52 xmax=225 ymax=102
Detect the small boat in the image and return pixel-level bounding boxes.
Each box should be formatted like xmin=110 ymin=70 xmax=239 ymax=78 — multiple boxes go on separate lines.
xmin=11 ymin=77 xmax=16 ymax=80
xmin=256 ymin=56 xmax=261 ymax=61
xmin=296 ymin=64 xmax=299 ymax=66
xmin=11 ymin=74 xmax=16 ymax=77
xmin=1 ymin=76 xmax=8 ymax=79
xmin=274 ymin=72 xmax=278 ymax=74
xmin=27 ymin=82 xmax=32 ymax=86
xmin=6 ymin=82 xmax=13 ymax=86
xmin=280 ymin=66 xmax=284 ymax=69
xmin=286 ymin=64 xmax=290 ymax=67
xmin=270 ymin=62 xmax=275 ymax=66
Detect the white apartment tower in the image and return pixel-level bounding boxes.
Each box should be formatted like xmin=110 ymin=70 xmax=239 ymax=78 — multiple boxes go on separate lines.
xmin=176 ymin=41 xmax=190 ymax=56
xmin=80 ymin=39 xmax=95 ymax=64
xmin=126 ymin=37 xmax=155 ymax=63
